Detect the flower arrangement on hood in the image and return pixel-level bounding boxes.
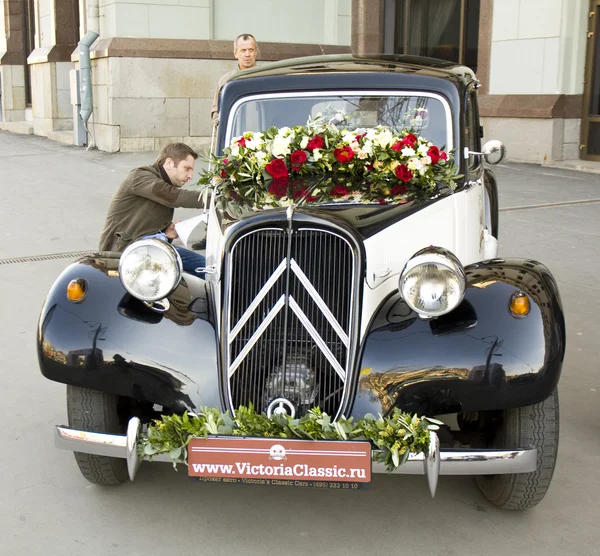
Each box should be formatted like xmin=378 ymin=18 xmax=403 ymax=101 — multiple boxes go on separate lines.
xmin=199 ymin=118 xmax=460 ymax=210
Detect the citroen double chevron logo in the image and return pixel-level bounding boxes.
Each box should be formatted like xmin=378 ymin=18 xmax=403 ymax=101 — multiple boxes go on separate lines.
xmin=228 ymin=258 xmax=348 ymax=380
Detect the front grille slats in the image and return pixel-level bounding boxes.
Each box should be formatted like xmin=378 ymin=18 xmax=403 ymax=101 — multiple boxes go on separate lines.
xmin=226 ymin=226 xmax=357 ymax=418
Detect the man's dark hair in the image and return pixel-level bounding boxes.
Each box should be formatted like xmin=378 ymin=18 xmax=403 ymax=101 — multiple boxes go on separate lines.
xmin=234 ymin=33 xmax=257 ymax=49
xmin=155 ymin=143 xmax=198 ymax=167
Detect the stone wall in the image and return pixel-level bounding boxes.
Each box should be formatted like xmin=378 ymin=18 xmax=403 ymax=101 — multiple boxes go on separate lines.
xmin=482 ymin=116 xmax=581 ymax=163
xmin=87 ymin=56 xmax=235 ymax=152
xmin=0 ymin=65 xmax=26 ymax=122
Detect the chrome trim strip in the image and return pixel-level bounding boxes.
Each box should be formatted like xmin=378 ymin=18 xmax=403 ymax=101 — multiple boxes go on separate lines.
xmin=55 ymin=425 xmax=127 ymax=457
xmin=225 ymin=90 xmax=454 ymax=154
xmin=290 ymin=258 xmax=349 ymax=347
xmin=228 ymin=295 xmax=286 ymax=377
xmin=288 ymin=296 xmax=346 ymax=381
xmin=372 ymin=448 xmax=538 ymax=475
xmin=229 ymin=259 xmax=287 ymax=342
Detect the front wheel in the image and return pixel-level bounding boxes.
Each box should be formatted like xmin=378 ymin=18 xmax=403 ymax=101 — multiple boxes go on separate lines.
xmin=475 ymin=389 xmax=559 ymax=510
xmin=67 ymin=385 xmax=129 ymax=485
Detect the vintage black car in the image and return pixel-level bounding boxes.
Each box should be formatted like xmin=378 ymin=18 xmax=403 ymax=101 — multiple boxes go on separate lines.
xmin=38 ymin=54 xmax=565 ymax=510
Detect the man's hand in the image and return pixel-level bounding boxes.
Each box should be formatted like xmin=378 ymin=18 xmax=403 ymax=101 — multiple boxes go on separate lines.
xmin=164 ymin=222 xmax=179 ymax=240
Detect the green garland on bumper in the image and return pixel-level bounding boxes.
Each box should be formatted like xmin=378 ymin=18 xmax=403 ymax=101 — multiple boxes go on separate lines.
xmin=139 ymin=406 xmax=443 ymax=472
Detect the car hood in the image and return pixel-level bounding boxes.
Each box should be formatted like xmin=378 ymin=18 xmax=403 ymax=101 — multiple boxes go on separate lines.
xmin=214 ymin=188 xmax=451 ymax=240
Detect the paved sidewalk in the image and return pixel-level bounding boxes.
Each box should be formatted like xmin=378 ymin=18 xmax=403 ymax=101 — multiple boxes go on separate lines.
xmin=1 ymin=130 xmax=600 ymax=556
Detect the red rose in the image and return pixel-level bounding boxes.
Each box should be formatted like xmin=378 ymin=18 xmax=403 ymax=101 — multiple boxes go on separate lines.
xmin=334 ymin=146 xmax=354 ymax=163
xmin=355 ymin=133 xmax=366 ymax=142
xmin=237 ymin=137 xmax=246 ymax=147
xmin=391 ymin=141 xmax=404 ymax=152
xmin=427 ymin=146 xmax=441 ymax=164
xmin=395 ymin=164 xmax=413 ymax=182
xmin=265 ymin=158 xmax=289 ymax=179
xmin=403 ymin=134 xmax=417 ymax=147
xmin=220 ymin=169 xmax=227 ymax=178
xmin=290 ymin=149 xmax=308 ymax=171
xmin=269 ymin=178 xmax=289 ymax=198
xmin=331 ymin=185 xmax=350 ymax=197
xmin=440 ymin=151 xmax=448 ymax=161
xmin=306 ymin=135 xmax=324 ymax=151
xmin=223 ymin=158 xmax=229 ymax=165
xmin=390 ymin=185 xmax=408 ymax=196
xmin=377 ymin=199 xmax=387 ymax=205
xmin=365 ymin=163 xmax=374 ymax=171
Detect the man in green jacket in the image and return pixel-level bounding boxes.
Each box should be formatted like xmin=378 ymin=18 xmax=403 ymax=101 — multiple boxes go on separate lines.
xmin=99 ymin=142 xmax=206 ymax=274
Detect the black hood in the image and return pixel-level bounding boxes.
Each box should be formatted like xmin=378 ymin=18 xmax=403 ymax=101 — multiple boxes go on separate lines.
xmin=215 ymin=187 xmax=451 ymax=240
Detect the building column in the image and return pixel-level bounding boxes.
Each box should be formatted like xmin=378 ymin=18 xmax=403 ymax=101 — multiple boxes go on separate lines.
xmin=0 ymin=0 xmax=27 ymax=122
xmin=27 ymin=0 xmax=78 ymax=136
xmin=351 ymin=0 xmax=384 ymax=55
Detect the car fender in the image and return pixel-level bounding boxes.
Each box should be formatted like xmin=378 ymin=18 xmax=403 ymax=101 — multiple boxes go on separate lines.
xmin=37 ymin=256 xmax=222 ymax=412
xmin=351 ymin=258 xmax=565 ymax=418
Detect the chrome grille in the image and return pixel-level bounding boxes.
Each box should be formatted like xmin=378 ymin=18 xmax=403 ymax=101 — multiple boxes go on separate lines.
xmin=225 ymin=227 xmax=357 ymax=418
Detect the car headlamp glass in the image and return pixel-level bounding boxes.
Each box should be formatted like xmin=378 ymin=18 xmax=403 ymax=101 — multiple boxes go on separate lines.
xmin=118 ymin=239 xmax=182 ymax=302
xmin=399 ymin=251 xmax=466 ymax=318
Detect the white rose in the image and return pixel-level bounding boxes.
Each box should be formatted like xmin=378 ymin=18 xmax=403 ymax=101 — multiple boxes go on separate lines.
xmin=361 ymin=140 xmax=373 ymax=155
xmin=230 ymin=145 xmax=240 ymax=157
xmin=375 ymin=130 xmax=393 ymax=148
xmin=407 ymin=157 xmax=422 ymax=171
xmin=272 ymin=136 xmax=291 ymax=157
xmin=417 ymin=144 xmax=429 ymax=155
xmin=357 ymin=150 xmax=369 ymax=159
xmin=421 ymin=155 xmax=432 ymax=166
xmin=365 ymin=128 xmax=377 ymax=140
xmin=342 ymin=131 xmax=355 ymax=144
xmin=401 ymin=147 xmax=416 ymax=157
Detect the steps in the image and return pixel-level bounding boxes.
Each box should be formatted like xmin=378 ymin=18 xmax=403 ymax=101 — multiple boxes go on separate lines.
xmin=0 ymin=120 xmax=34 ymax=134
xmin=48 ymin=130 xmax=74 ymax=145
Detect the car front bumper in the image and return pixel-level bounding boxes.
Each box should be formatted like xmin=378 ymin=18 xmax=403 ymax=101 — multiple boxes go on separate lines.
xmin=55 ymin=418 xmax=537 ymax=497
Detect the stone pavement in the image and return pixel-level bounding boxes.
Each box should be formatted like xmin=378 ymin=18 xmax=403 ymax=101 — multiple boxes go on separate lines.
xmin=1 ymin=129 xmax=600 ymax=555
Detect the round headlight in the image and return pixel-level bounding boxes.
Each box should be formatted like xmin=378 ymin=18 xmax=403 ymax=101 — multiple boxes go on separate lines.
xmin=399 ymin=249 xmax=466 ymax=318
xmin=118 ymin=239 xmax=182 ymax=302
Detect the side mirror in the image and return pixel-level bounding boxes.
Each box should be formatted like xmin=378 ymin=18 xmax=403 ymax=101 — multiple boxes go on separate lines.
xmin=481 ymin=140 xmax=506 ymax=165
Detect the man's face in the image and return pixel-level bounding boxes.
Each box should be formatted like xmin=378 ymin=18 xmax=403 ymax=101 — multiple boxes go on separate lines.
xmin=234 ymin=38 xmax=257 ymax=70
xmin=164 ymin=155 xmax=195 ymax=186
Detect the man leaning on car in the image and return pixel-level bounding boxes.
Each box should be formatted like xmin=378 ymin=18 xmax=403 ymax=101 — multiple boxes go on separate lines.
xmin=98 ymin=142 xmax=206 ymax=275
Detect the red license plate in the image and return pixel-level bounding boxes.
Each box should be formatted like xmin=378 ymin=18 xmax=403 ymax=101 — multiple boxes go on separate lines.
xmin=188 ymin=437 xmax=371 ymax=487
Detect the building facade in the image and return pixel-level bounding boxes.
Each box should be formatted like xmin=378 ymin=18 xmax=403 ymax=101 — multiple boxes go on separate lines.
xmin=0 ymin=0 xmax=598 ymax=164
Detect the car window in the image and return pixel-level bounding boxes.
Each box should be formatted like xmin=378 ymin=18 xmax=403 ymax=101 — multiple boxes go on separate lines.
xmin=226 ymin=92 xmax=451 ymax=151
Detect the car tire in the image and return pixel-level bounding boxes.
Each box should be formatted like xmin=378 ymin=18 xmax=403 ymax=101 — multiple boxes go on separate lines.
xmin=66 ymin=385 xmax=129 ymax=485
xmin=475 ymin=389 xmax=559 ymax=510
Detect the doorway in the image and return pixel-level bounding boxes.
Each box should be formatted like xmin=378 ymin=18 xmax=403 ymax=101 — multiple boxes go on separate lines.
xmin=581 ymin=1 xmax=600 ymax=161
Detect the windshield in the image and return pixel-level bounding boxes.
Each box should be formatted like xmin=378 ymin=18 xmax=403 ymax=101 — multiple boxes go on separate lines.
xmin=225 ymin=92 xmax=452 ymax=150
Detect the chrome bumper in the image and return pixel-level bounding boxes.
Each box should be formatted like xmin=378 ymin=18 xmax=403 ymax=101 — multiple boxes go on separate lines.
xmin=55 ymin=418 xmax=537 ymax=497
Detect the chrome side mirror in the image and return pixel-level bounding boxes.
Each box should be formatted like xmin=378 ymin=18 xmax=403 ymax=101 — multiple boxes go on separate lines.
xmin=466 ymin=140 xmax=506 ymax=165
xmin=481 ymin=140 xmax=506 ymax=165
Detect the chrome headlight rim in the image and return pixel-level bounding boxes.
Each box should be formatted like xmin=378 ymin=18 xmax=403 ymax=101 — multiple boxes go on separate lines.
xmin=399 ymin=248 xmax=466 ymax=318
xmin=118 ymin=238 xmax=183 ymax=302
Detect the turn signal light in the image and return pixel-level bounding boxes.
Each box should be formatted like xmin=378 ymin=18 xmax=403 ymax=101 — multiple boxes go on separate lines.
xmin=509 ymin=292 xmax=530 ymax=317
xmin=67 ymin=279 xmax=87 ymax=303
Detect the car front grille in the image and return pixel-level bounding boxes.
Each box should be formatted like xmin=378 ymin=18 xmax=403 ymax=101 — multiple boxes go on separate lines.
xmin=225 ymin=226 xmax=357 ymax=418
